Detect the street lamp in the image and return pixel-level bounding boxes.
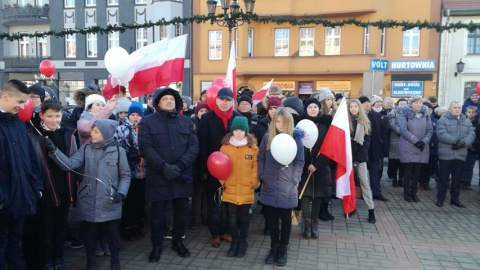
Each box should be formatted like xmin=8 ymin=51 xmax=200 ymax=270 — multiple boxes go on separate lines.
xmin=455 ymin=59 xmax=465 ymax=77
xmin=206 ymin=0 xmax=256 ymax=53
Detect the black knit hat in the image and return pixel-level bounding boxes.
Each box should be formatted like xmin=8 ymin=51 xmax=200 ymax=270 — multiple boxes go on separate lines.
xmin=283 ymin=97 xmax=304 ymax=115
xmin=358 ymin=96 xmax=370 ymax=104
xmin=335 ymin=93 xmax=344 ymax=101
xmin=237 ymin=95 xmax=253 ymax=106
xmin=28 ymin=84 xmax=46 ymax=102
xmin=304 ymin=98 xmax=321 ymax=111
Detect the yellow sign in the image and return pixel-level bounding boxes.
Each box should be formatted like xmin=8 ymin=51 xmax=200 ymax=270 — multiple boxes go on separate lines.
xmin=316 ymin=81 xmax=351 ymax=91
xmin=263 ymin=81 xmax=296 ymax=91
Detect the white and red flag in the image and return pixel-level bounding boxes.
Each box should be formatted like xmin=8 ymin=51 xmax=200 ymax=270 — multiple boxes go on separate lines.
xmin=319 ymin=98 xmax=356 ymax=215
xmin=252 ymin=78 xmax=274 ymax=105
xmin=225 ymin=41 xmax=237 ymax=98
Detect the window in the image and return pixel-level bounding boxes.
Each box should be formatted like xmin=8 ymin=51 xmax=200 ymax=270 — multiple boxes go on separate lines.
xmin=65 ymin=0 xmax=75 ymax=8
xmin=402 ymin=27 xmax=420 ymax=56
xmin=19 ymin=36 xmax=29 ymax=57
xmin=108 ymin=32 xmax=119 ymax=49
xmin=274 ymin=29 xmax=289 ymax=57
xmin=86 ymin=33 xmax=97 ymax=57
xmin=18 ymin=0 xmax=27 ymax=6
xmin=363 ymin=26 xmax=370 ymax=54
xmin=160 ymin=25 xmax=168 ymax=40
xmin=135 ymin=0 xmax=147 ymax=3
xmin=325 ymin=27 xmax=341 ymax=55
xmin=209 ymin=30 xmax=222 ymax=60
xmin=380 ymin=28 xmax=386 ymax=56
xmin=37 ymin=0 xmax=47 ymax=5
xmin=299 ymin=28 xmax=315 ymax=56
xmin=136 ymin=29 xmax=148 ymax=49
xmin=174 ymin=24 xmax=182 ymax=37
xmin=467 ymin=28 xmax=480 ymax=55
xmin=65 ymin=34 xmax=76 ymax=58
xmin=107 ymin=0 xmax=118 ymax=5
xmin=86 ymin=0 xmax=96 ymax=7
xmin=248 ymin=28 xmax=254 ymax=57
xmin=38 ymin=37 xmax=47 ymax=57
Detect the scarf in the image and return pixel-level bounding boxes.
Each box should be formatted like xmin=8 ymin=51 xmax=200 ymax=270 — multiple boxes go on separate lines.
xmin=372 ymin=107 xmax=383 ymax=113
xmin=213 ymin=105 xmax=233 ymax=130
xmin=354 ymin=120 xmax=365 ymax=145
xmin=229 ymin=136 xmax=248 ymax=147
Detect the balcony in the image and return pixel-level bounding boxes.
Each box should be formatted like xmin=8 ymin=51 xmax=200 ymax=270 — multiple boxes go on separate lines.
xmin=2 ymin=4 xmax=50 ymax=26
xmin=4 ymin=57 xmax=46 ymax=72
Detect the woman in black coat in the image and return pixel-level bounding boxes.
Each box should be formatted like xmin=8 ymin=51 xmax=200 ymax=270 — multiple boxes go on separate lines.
xmin=298 ymin=98 xmax=333 ymax=239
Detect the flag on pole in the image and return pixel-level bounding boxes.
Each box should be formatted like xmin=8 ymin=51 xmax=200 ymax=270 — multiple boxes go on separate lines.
xmin=252 ymin=78 xmax=274 ymax=105
xmin=125 ymin=34 xmax=187 ymax=98
xmin=319 ymin=98 xmax=356 ymax=215
xmin=225 ymin=41 xmax=236 ymax=98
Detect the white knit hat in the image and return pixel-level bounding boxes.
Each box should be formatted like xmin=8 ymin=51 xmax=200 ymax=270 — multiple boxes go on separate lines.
xmin=371 ymin=95 xmax=383 ymax=106
xmin=85 ymin=94 xmax=106 ymax=109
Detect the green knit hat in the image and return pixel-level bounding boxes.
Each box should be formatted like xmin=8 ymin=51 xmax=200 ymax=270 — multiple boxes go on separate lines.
xmin=230 ymin=116 xmax=249 ymax=133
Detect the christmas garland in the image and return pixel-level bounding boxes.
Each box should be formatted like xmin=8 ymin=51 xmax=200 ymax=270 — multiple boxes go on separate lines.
xmin=1 ymin=14 xmax=478 ymax=41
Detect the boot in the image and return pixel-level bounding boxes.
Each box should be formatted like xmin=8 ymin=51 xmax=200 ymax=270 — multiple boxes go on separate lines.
xmin=398 ymin=179 xmax=404 ymax=187
xmin=318 ymin=204 xmax=328 ymax=221
xmin=265 ymin=244 xmax=279 ymax=264
xmin=172 ymin=240 xmax=190 ymax=257
xmin=404 ymin=193 xmax=413 ymax=202
xmin=148 ymin=246 xmax=161 ymax=262
xmin=110 ymin=257 xmax=121 ymax=270
xmin=311 ymin=220 xmax=319 ymax=239
xmin=227 ymin=239 xmax=239 ymax=257
xmin=86 ymin=257 xmax=97 ymax=270
xmin=276 ymin=244 xmax=288 ymax=266
xmin=236 ymin=239 xmax=248 ymax=258
xmin=325 ymin=205 xmax=335 ymax=221
xmin=411 ymin=194 xmax=420 ymax=202
xmin=368 ymin=209 xmax=376 ymax=224
xmin=392 ymin=179 xmax=398 ymax=187
xmin=302 ymin=219 xmax=311 ymax=239
xmin=291 ymin=211 xmax=300 ymax=226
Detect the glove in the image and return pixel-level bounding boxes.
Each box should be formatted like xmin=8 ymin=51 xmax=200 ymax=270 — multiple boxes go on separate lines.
xmin=456 ymin=140 xmax=466 ymax=148
xmin=110 ymin=192 xmax=124 ymax=203
xmin=452 ymin=144 xmax=462 ymax=150
xmin=163 ymin=164 xmax=181 ymax=180
xmin=44 ymin=138 xmax=56 ymax=153
xmin=177 ymin=173 xmax=193 ymax=184
xmin=414 ymin=141 xmax=425 ymax=151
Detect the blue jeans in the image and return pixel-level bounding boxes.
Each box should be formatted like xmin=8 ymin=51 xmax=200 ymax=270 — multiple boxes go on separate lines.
xmin=0 ymin=216 xmax=25 ymax=270
xmin=461 ymin=153 xmax=478 ymax=184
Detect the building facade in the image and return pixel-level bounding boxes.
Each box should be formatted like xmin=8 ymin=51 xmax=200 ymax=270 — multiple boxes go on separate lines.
xmin=0 ymin=0 xmax=192 ymax=104
xmin=192 ymin=0 xmax=441 ymax=102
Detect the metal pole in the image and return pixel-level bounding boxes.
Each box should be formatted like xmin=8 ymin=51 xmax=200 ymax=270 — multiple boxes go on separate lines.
xmin=371 ymin=70 xmax=375 ymax=96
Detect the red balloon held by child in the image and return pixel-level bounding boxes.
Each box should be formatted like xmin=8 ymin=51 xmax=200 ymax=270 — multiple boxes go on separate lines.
xmin=39 ymin=59 xmax=56 ymax=78
xmin=205 ymin=85 xmax=221 ymax=109
xmin=18 ymin=96 xmax=33 ymax=122
xmin=207 ymin=151 xmax=233 ymax=180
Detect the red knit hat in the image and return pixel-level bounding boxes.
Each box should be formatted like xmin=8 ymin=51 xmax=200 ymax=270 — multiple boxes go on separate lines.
xmin=267 ymin=97 xmax=282 ymax=110
xmin=194 ymin=101 xmax=210 ymax=115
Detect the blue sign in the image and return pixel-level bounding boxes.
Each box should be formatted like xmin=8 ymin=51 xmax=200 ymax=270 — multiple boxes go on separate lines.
xmin=391 ymin=81 xmax=424 ymax=97
xmin=370 ymin=58 xmax=389 ymax=71
xmin=390 ymin=59 xmax=436 ymax=71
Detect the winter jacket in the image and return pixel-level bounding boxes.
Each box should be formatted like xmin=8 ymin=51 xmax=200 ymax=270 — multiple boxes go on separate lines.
xmin=251 ymin=116 xmax=269 ymax=145
xmin=117 ymin=119 xmax=146 ymax=179
xmin=461 ymin=98 xmax=480 ymax=114
xmin=258 ymin=133 xmax=305 ymax=209
xmin=220 ymin=140 xmax=259 ymax=205
xmin=238 ymin=111 xmax=258 ymax=131
xmin=429 ymin=117 xmax=439 ymax=156
xmin=299 ymin=114 xmax=333 ymax=199
xmin=50 ymin=142 xmax=131 ymax=222
xmin=367 ymin=111 xmax=387 ymax=161
xmin=138 ymin=88 xmax=199 ymax=203
xmin=77 ymin=106 xmax=115 ymax=145
xmin=350 ymin=118 xmax=371 ymax=163
xmin=0 ymin=112 xmax=43 ymax=219
xmin=467 ymin=119 xmax=480 ymax=155
xmin=437 ymin=112 xmax=476 ymax=161
xmin=386 ymin=108 xmax=402 ymax=159
xmin=399 ymin=105 xmax=433 ymax=164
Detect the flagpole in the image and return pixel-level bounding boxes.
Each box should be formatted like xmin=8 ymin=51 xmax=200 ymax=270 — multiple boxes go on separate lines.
xmin=298 ymin=172 xmax=313 ymax=199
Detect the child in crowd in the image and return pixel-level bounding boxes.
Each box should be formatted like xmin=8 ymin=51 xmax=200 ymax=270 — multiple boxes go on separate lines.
xmin=258 ymin=108 xmax=304 ymax=267
xmin=114 ymin=97 xmax=132 ymax=125
xmin=77 ymin=94 xmax=118 ymax=145
xmin=219 ymin=116 xmax=259 ymax=258
xmin=46 ymin=119 xmax=131 ymax=270
xmin=117 ymin=102 xmax=146 ymax=241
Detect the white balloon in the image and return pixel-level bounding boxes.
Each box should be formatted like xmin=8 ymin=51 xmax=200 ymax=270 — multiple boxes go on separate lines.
xmin=296 ymin=119 xmax=319 ymax=149
xmin=115 ymin=65 xmax=135 ymax=86
xmin=104 ymin=47 xmax=131 ymax=78
xmin=271 ymin=134 xmax=297 ymax=166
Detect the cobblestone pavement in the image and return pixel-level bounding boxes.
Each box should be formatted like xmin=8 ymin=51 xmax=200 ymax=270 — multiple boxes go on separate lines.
xmin=65 ymin=167 xmax=480 ymax=270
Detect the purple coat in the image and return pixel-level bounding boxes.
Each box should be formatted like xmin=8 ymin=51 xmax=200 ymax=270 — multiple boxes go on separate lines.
xmin=399 ymin=105 xmax=433 ymax=163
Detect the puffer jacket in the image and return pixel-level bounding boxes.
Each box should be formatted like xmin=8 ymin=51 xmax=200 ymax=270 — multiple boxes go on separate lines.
xmin=258 ymin=133 xmax=305 ymax=209
xmin=117 ymin=119 xmax=145 ymax=179
xmin=219 ymin=139 xmax=259 ymax=205
xmin=386 ymin=108 xmax=402 ymax=159
xmin=399 ymin=105 xmax=433 ymax=163
xmin=437 ymin=112 xmax=476 ymax=161
xmin=50 ymin=143 xmax=131 ymax=222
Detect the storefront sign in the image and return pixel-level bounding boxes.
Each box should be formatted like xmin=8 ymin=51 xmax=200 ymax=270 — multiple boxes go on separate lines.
xmin=370 ymin=58 xmax=389 ymax=71
xmin=34 ymin=74 xmax=56 ymax=80
xmin=390 ymin=60 xmax=436 ymax=71
xmin=316 ymin=81 xmax=351 ymax=91
xmin=264 ymin=81 xmax=295 ymax=91
xmin=298 ymin=82 xmax=314 ymax=94
xmin=391 ymin=81 xmax=424 ymax=97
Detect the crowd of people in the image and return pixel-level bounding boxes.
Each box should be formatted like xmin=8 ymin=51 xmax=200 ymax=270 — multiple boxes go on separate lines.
xmin=0 ymin=78 xmax=478 ymax=270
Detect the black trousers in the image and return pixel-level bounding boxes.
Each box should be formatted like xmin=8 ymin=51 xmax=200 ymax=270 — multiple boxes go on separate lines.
xmin=367 ymin=159 xmax=382 ymax=197
xmin=437 ymin=159 xmax=464 ymax=202
xmin=387 ymin=158 xmax=404 ymax=180
xmin=83 ymin=219 xmax=121 ymax=259
xmin=0 ymin=216 xmax=25 ymax=270
xmin=225 ymin=203 xmax=250 ymax=240
xmin=402 ymin=163 xmax=422 ymax=195
xmin=150 ymin=198 xmax=188 ymax=247
xmin=263 ymin=205 xmax=292 ymax=246
xmin=205 ymin=178 xmax=228 ymax=237
xmin=121 ymin=178 xmax=145 ymax=229
xmin=39 ymin=203 xmax=70 ymax=266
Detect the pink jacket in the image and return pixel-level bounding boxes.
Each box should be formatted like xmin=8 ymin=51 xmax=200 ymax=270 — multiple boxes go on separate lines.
xmin=77 ymin=106 xmax=114 ymax=145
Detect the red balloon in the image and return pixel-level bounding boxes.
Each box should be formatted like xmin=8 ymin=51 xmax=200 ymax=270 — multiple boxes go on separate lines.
xmin=476 ymin=82 xmax=480 ymax=95
xmin=207 ymin=151 xmax=233 ymax=180
xmin=206 ymin=85 xmax=221 ymax=109
xmin=212 ymin=77 xmax=230 ymax=88
xmin=39 ymin=59 xmax=55 ymax=77
xmin=18 ymin=96 xmax=33 ymax=122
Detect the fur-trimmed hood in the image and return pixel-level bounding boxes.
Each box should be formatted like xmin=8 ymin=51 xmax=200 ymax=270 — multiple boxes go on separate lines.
xmin=400 ymin=104 xmax=429 ymax=119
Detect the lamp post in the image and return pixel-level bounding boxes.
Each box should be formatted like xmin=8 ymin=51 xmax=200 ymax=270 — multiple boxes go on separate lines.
xmin=454 ymin=59 xmax=465 ymax=77
xmin=206 ymin=0 xmax=256 ymax=54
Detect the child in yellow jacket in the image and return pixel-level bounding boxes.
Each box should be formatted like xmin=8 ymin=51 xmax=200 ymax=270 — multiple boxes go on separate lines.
xmin=219 ymin=116 xmax=259 ymax=258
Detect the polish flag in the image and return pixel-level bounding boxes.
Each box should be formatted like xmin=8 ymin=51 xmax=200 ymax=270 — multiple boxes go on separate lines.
xmin=252 ymin=78 xmax=274 ymax=105
xmin=225 ymin=42 xmax=236 ymax=98
xmin=319 ymin=98 xmax=356 ymax=215
xmin=126 ymin=34 xmax=187 ymax=98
